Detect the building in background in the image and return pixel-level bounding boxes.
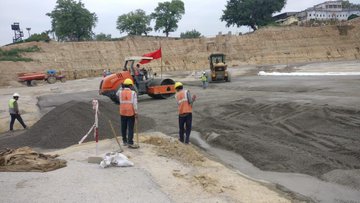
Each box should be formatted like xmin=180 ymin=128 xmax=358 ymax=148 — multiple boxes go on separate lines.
xmin=273 ymin=12 xmax=300 ymax=25
xmin=300 ymin=0 xmax=360 ymax=21
xmin=274 ymin=0 xmax=360 ymax=24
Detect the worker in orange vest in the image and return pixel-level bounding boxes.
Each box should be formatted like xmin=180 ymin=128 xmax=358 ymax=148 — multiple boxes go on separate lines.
xmin=116 ymin=78 xmax=138 ymax=148
xmin=174 ymin=82 xmax=196 ymax=144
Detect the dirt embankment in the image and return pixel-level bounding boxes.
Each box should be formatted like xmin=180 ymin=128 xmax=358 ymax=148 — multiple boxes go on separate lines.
xmin=1 ymin=20 xmax=360 ymax=86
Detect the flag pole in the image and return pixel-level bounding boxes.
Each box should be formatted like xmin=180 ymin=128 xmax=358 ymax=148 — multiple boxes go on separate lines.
xmin=160 ymin=42 xmax=163 ymax=79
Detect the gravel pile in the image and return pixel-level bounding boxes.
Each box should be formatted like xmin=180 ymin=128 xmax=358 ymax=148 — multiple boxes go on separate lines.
xmin=0 ymin=101 xmax=155 ymax=149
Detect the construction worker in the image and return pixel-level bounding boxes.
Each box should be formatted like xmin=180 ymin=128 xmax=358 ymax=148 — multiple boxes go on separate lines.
xmin=200 ymin=72 xmax=208 ymax=89
xmin=116 ymin=78 xmax=138 ymax=148
xmin=174 ymin=82 xmax=196 ymax=144
xmin=135 ymin=64 xmax=143 ymax=81
xmin=141 ymin=67 xmax=148 ymax=80
xmin=106 ymin=69 xmax=112 ymax=76
xmin=9 ymin=93 xmax=27 ymax=131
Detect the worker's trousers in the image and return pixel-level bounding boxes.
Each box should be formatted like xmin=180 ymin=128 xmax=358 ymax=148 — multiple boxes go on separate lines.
xmin=10 ymin=113 xmax=26 ymax=131
xmin=121 ymin=116 xmax=135 ymax=145
xmin=178 ymin=113 xmax=192 ymax=144
xmin=202 ymin=81 xmax=208 ymax=89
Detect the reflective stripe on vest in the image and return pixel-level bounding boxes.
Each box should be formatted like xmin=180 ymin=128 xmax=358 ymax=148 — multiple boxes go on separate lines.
xmin=119 ymin=89 xmax=135 ymax=116
xmin=175 ymin=90 xmax=192 ymax=114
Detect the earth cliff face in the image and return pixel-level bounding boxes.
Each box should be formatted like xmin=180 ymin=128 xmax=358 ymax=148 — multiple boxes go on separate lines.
xmin=1 ymin=20 xmax=359 ymax=86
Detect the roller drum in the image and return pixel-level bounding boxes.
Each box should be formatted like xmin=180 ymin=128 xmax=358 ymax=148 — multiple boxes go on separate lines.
xmin=147 ymin=78 xmax=175 ymax=99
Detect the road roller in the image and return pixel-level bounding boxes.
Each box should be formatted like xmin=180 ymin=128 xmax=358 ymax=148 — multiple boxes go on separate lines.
xmin=99 ymin=56 xmax=176 ymax=103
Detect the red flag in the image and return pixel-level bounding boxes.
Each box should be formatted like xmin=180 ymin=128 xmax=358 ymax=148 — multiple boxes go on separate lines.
xmin=139 ymin=48 xmax=162 ymax=64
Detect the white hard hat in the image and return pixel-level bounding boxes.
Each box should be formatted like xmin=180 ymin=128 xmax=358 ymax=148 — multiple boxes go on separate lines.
xmin=13 ymin=93 xmax=20 ymax=97
xmin=203 ymin=71 xmax=206 ymax=74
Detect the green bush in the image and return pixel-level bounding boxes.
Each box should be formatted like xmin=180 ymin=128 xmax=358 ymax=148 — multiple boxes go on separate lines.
xmin=0 ymin=56 xmax=33 ymax=62
xmin=25 ymin=32 xmax=50 ymax=42
xmin=180 ymin=29 xmax=202 ymax=39
xmin=94 ymin=33 xmax=112 ymax=41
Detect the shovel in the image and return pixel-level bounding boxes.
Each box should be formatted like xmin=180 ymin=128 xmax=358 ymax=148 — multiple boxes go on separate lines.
xmin=109 ymin=120 xmax=124 ymax=152
xmin=88 ymin=120 xmax=123 ymax=164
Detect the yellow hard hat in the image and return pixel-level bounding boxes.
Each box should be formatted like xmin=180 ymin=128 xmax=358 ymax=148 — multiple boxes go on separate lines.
xmin=123 ymin=78 xmax=134 ymax=85
xmin=174 ymin=82 xmax=183 ymax=89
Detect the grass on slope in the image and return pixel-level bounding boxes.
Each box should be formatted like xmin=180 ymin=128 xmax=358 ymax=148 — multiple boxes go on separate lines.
xmin=0 ymin=46 xmax=40 ymax=62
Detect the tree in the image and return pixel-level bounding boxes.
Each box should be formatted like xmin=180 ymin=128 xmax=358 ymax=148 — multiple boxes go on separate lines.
xmin=47 ymin=0 xmax=97 ymax=41
xmin=221 ymin=0 xmax=286 ymax=31
xmin=342 ymin=1 xmax=360 ymax=10
xmin=180 ymin=29 xmax=201 ymax=39
xmin=151 ymin=0 xmax=185 ymax=37
xmin=94 ymin=33 xmax=112 ymax=41
xmin=116 ymin=9 xmax=152 ymax=36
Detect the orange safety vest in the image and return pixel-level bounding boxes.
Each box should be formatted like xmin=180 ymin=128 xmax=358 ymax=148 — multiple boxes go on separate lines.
xmin=175 ymin=90 xmax=192 ymax=115
xmin=119 ymin=89 xmax=136 ymax=116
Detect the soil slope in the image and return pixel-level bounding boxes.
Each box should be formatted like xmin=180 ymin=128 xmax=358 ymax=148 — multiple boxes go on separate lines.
xmin=1 ymin=21 xmax=360 ymax=86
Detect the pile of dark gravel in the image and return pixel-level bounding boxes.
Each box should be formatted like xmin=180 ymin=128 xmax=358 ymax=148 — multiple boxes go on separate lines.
xmin=0 ymin=101 xmax=155 ymax=149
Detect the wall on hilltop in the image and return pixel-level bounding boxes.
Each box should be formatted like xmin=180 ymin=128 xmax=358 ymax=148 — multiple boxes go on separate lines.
xmin=0 ymin=21 xmax=359 ymax=86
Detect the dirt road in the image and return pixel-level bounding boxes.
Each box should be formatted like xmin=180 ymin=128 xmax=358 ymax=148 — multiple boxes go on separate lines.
xmin=1 ymin=61 xmax=360 ymax=202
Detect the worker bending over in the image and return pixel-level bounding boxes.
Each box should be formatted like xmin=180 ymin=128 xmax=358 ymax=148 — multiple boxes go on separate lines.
xmin=9 ymin=93 xmax=27 ymax=131
xmin=174 ymin=82 xmax=196 ymax=144
xmin=116 ymin=79 xmax=138 ymax=148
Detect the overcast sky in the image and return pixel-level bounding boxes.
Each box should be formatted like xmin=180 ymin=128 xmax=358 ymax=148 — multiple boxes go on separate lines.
xmin=1 ymin=0 xmax=360 ymax=46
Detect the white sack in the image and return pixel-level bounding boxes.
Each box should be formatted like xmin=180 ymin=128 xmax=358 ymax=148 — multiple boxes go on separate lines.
xmin=99 ymin=152 xmax=134 ymax=168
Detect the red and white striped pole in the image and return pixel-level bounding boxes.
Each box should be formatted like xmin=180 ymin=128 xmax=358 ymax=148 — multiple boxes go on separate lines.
xmin=78 ymin=100 xmax=100 ymax=155
xmin=92 ymin=100 xmax=99 ymax=155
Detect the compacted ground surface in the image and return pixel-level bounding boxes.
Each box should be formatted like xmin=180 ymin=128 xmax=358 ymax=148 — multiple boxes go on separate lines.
xmin=147 ymin=74 xmax=360 ymax=187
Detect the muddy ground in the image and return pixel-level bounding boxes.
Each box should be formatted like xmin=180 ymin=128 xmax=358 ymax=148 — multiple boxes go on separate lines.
xmin=1 ymin=61 xmax=360 ymax=202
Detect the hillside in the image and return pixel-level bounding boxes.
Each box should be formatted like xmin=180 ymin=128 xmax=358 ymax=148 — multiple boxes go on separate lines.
xmin=0 ymin=21 xmax=359 ymax=86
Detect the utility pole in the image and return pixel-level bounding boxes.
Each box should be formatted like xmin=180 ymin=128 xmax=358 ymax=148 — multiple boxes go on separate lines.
xmin=26 ymin=28 xmax=31 ymax=37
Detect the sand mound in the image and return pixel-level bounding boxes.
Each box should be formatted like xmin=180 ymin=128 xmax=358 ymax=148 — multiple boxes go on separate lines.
xmin=142 ymin=136 xmax=205 ymax=165
xmin=0 ymin=101 xmax=155 ymax=150
xmin=143 ymin=135 xmax=224 ymax=193
xmin=0 ymin=147 xmax=66 ymax=172
xmin=197 ymin=98 xmax=360 ymax=177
